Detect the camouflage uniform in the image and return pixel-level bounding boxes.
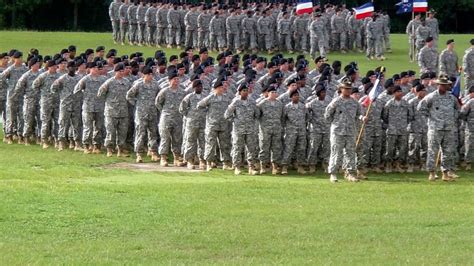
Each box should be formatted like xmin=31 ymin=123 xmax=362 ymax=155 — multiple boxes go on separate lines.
xmin=257 ymin=97 xmax=284 ymax=166
xmin=11 ymin=69 xmax=40 ymax=139
xmin=418 ymin=45 xmax=438 ymax=74
xmin=74 ymin=74 xmax=107 ymax=147
xmin=408 ymin=97 xmax=428 ymax=166
xmin=224 ymin=97 xmax=259 ymax=168
xmin=415 ymin=25 xmax=431 ymax=55
xmin=51 ymin=73 xmax=82 ymax=143
xmin=166 ymin=7 xmax=180 ymax=46
xmin=277 ymin=17 xmax=292 ymax=51
xmin=406 ymin=18 xmax=421 ymax=60
xmin=366 ymin=18 xmax=384 ymax=58
xmin=330 ymin=13 xmax=347 ymax=51
xmin=309 ymin=17 xmax=326 ymax=58
xmin=184 ymin=10 xmax=199 ymax=48
xmin=209 ymin=14 xmax=226 ymax=51
xmin=425 ymin=17 xmax=439 ymax=47
xmin=282 ymin=101 xmax=308 ymax=166
xmin=118 ymin=2 xmax=130 ymax=44
xmin=463 ymin=47 xmax=474 ymax=90
xmin=226 ymin=13 xmax=242 ymax=51
xmin=357 ymin=97 xmax=384 ymax=169
xmin=382 ymin=14 xmax=391 ymax=51
xmin=460 ymin=98 xmax=474 ymax=165
xmin=382 ymin=98 xmax=411 ymax=165
xmin=145 ymin=4 xmax=157 ymax=45
xmin=325 ymin=96 xmax=362 ymax=175
xmin=109 ymin=0 xmax=121 ymax=43
xmin=306 ymin=97 xmax=330 ymax=166
xmin=33 ymin=71 xmax=61 ymax=142
xmin=136 ymin=4 xmax=148 ymax=45
xmin=292 ymin=14 xmax=309 ymax=52
xmin=418 ymin=90 xmax=460 ymax=172
xmin=179 ymin=91 xmax=206 ymax=162
xmin=439 ymin=49 xmax=459 ymax=78
xmin=127 ymin=4 xmax=139 ymax=44
xmin=197 ymin=12 xmax=212 ymax=48
xmin=242 ymin=14 xmax=258 ymax=51
xmin=257 ymin=15 xmax=273 ymax=51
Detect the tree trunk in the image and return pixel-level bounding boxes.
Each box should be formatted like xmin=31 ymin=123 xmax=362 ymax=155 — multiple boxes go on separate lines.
xmin=11 ymin=0 xmax=17 ymax=28
xmin=73 ymin=2 xmax=78 ymax=30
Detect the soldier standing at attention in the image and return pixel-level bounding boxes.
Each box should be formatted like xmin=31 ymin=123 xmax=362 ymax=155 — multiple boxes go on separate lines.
xmin=197 ymin=6 xmax=212 ymax=49
xmin=460 ymin=86 xmax=474 ymax=170
xmin=145 ymin=1 xmax=157 ymax=46
xmin=209 ymin=10 xmax=226 ymax=52
xmin=109 ymin=0 xmax=122 ymax=44
xmin=415 ymin=19 xmax=431 ymax=59
xmin=324 ymin=79 xmax=364 ymax=183
xmin=98 ymin=63 xmax=130 ymax=158
xmin=418 ymin=74 xmax=460 ymax=181
xmin=438 ymin=39 xmax=459 ymax=78
xmin=292 ymin=12 xmax=309 ymax=53
xmin=309 ymin=12 xmax=326 ymax=59
xmin=406 ymin=13 xmax=421 ymax=61
xmin=407 ymin=84 xmax=428 ymax=172
xmin=330 ymin=8 xmax=347 ymax=53
xmin=136 ymin=1 xmax=148 ymax=46
xmin=242 ymin=10 xmax=258 ymax=53
xmin=257 ymin=10 xmax=273 ymax=54
xmin=184 ymin=5 xmax=199 ymax=49
xmin=226 ymin=8 xmax=242 ymax=52
xmin=127 ymin=0 xmax=139 ymax=45
xmin=418 ymin=37 xmax=438 ymax=74
xmin=425 ymin=10 xmax=439 ymax=48
xmin=166 ymin=4 xmax=180 ymax=48
xmin=463 ymin=39 xmax=474 ymax=90
xmin=118 ymin=0 xmax=130 ymax=45
xmin=126 ymin=66 xmax=161 ymax=163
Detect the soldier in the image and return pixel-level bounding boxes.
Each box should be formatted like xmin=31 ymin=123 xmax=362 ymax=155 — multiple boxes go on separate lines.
xmin=418 ymin=74 xmax=460 ymax=181
xmin=73 ymin=61 xmax=107 ymax=154
xmin=197 ymin=77 xmax=233 ymax=171
xmin=348 ymin=12 xmax=364 ymax=52
xmin=226 ymin=9 xmax=242 ymax=52
xmin=324 ymin=79 xmax=364 ymax=183
xmin=145 ymin=1 xmax=157 ymax=46
xmin=418 ymin=37 xmax=438 ymax=74
xmin=281 ymin=89 xmax=308 ymax=175
xmin=415 ymin=19 xmax=431 ymax=58
xmin=98 ymin=63 xmax=130 ymax=157
xmin=51 ymin=61 xmax=82 ymax=151
xmin=256 ymin=84 xmax=284 ymax=175
xmin=126 ymin=66 xmax=160 ymax=163
xmin=257 ymin=10 xmax=273 ymax=53
xmin=119 ymin=0 xmax=130 ymax=45
xmin=33 ymin=60 xmax=61 ymax=149
xmin=209 ymin=10 xmax=226 ymax=52
xmin=179 ymin=79 xmax=207 ymax=170
xmin=10 ymin=56 xmax=41 ymax=145
xmin=438 ymin=39 xmax=459 ymax=78
xmin=109 ymin=0 xmax=122 ymax=44
xmin=330 ymin=8 xmax=347 ymax=53
xmin=366 ymin=14 xmax=385 ymax=61
xmin=382 ymin=86 xmax=412 ymax=173
xmin=136 ymin=1 xmax=148 ymax=46
xmin=460 ymin=86 xmax=474 ymax=170
xmin=166 ymin=4 xmax=180 ymax=48
xmin=155 ymin=71 xmax=187 ymax=167
xmin=463 ymin=39 xmax=474 ymax=90
xmin=197 ymin=6 xmax=212 ymax=49
xmin=127 ymin=0 xmax=139 ymax=45
xmin=382 ymin=12 xmax=391 ymax=53
xmin=0 ymin=52 xmax=8 ymax=138
xmin=0 ymin=51 xmax=28 ymax=144
xmin=306 ymin=83 xmax=330 ymax=173
xmin=406 ymin=13 xmax=421 ymax=61
xmin=292 ymin=13 xmax=309 ymax=53
xmin=425 ymin=10 xmax=439 ymax=48
xmin=277 ymin=11 xmax=292 ymax=53
xmin=407 ymin=84 xmax=428 ymax=172
xmin=309 ymin=12 xmax=326 ymax=59
xmin=241 ymin=10 xmax=258 ymax=52
xmin=224 ymin=83 xmax=259 ymax=175
xmin=184 ymin=5 xmax=199 ymax=48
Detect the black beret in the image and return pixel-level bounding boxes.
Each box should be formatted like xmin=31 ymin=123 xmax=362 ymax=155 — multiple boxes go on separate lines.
xmin=415 ymin=84 xmax=426 ymax=92
xmin=267 ymin=84 xmax=277 ymax=93
xmin=366 ymin=70 xmax=376 ymax=78
xmin=176 ymin=63 xmax=185 ymax=69
xmin=28 ymin=57 xmax=40 ymax=67
xmin=75 ymin=58 xmax=86 ymax=66
xmin=469 ymin=85 xmax=474 ymax=93
xmin=85 ymin=48 xmax=94 ymax=56
xmin=314 ymin=83 xmax=326 ymax=96
xmin=213 ymin=79 xmax=224 ymax=89
xmin=223 ymin=50 xmax=233 ymax=57
xmin=346 ymin=68 xmax=357 ymax=76
xmin=471 ymin=39 xmax=474 ymax=45
xmin=400 ymin=71 xmax=409 ymax=78
xmin=361 ymin=77 xmax=371 ymax=85
xmin=168 ymin=71 xmax=178 ymax=80
xmin=96 ymin=46 xmax=105 ymax=52
xmin=106 ymin=50 xmax=117 ymax=59
xmin=425 ymin=37 xmax=434 ymax=43
xmin=411 ymin=79 xmax=421 ymax=87
xmin=408 ymin=70 xmax=416 ymax=76
xmin=238 ymin=83 xmax=249 ymax=92
xmin=68 ymin=45 xmax=76 ymax=52
xmin=113 ymin=57 xmax=122 ymax=65
xmin=114 ymin=63 xmax=125 ymax=72
xmin=392 ymin=74 xmax=401 ymax=80
xmin=384 ymin=78 xmax=394 ymax=88
xmin=169 ymin=55 xmax=178 ymax=61
xmin=446 ymin=39 xmax=455 ymax=45
xmin=13 ymin=51 xmax=23 ymax=58
xmin=67 ymin=61 xmax=76 ymax=68
xmin=256 ymin=57 xmax=266 ymax=64
xmin=199 ymin=47 xmax=208 ymax=54
xmin=142 ymin=66 xmax=153 ymax=75
xmin=191 ymin=54 xmax=200 ymax=62
xmin=193 ymin=79 xmax=202 ymax=88
xmin=86 ymin=62 xmax=96 ymax=69
xmin=351 ymin=87 xmax=360 ymax=94
xmin=46 ymin=60 xmax=56 ymax=68
xmin=60 ymin=49 xmax=69 ymax=55
xmin=0 ymin=52 xmax=7 ymax=59
xmin=393 ymin=85 xmax=402 ymax=93
xmin=289 ymin=89 xmax=299 ymax=98
xmin=286 ymin=78 xmax=297 ymax=86
xmin=155 ymin=50 xmax=165 ymax=59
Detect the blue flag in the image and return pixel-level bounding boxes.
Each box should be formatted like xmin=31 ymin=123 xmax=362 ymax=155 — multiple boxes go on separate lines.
xmin=396 ymin=0 xmax=413 ymax=14
xmin=451 ymin=75 xmax=461 ymax=98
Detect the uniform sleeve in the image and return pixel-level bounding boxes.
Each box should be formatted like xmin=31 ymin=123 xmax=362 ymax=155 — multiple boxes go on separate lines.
xmin=50 ymin=76 xmax=63 ymax=94
xmin=126 ymin=83 xmax=139 ymax=105
xmin=417 ymin=96 xmax=430 ymax=117
xmin=73 ymin=76 xmax=85 ymax=94
xmin=155 ymin=89 xmax=165 ymax=112
xmin=178 ymin=94 xmax=190 ymax=116
xmin=97 ymin=80 xmax=109 ymax=98
xmin=224 ymin=100 xmax=236 ymax=120
xmin=32 ymin=74 xmax=44 ymax=90
xmin=197 ymin=94 xmax=212 ymax=109
xmin=324 ymin=100 xmax=336 ymax=123
xmin=382 ymin=101 xmax=390 ymax=124
xmin=11 ymin=74 xmax=26 ymax=100
xmin=460 ymin=101 xmax=470 ymax=120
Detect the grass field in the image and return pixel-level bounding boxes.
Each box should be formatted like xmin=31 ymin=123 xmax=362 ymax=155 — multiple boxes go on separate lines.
xmin=0 ymin=31 xmax=474 ymax=264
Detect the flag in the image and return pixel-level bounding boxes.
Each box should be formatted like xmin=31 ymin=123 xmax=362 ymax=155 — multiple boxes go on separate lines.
xmin=396 ymin=0 xmax=413 ymax=14
xmin=413 ymin=0 xmax=428 ymax=12
xmin=296 ymin=0 xmax=313 ymax=15
xmin=362 ymin=74 xmax=384 ymax=107
xmin=451 ymin=74 xmax=461 ymax=98
xmin=353 ymin=2 xmax=374 ymax=20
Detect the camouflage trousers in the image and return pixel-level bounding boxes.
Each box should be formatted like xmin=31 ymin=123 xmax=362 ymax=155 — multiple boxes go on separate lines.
xmin=259 ymin=34 xmax=273 ymax=51
xmin=166 ymin=27 xmax=180 ymax=46
xmin=128 ymin=23 xmax=138 ymax=43
xmin=357 ymin=129 xmax=383 ymax=168
xmin=111 ymin=20 xmax=121 ymax=43
xmin=137 ymin=23 xmax=147 ymax=44
xmin=331 ymin=32 xmax=347 ymax=50
xmin=426 ymin=129 xmax=455 ymax=172
xmin=40 ymin=102 xmax=59 ymax=142
xmin=147 ymin=26 xmax=157 ymax=45
xmin=22 ymin=100 xmax=40 ymax=138
xmin=293 ymin=33 xmax=308 ymax=52
xmin=282 ymin=129 xmax=307 ymax=165
xmin=385 ymin=134 xmax=408 ymax=164
xmin=328 ymin=134 xmax=357 ymax=175
xmin=204 ymin=127 xmax=231 ymax=163
xmin=198 ymin=31 xmax=209 ymax=48
xmin=310 ymin=36 xmax=326 ymax=59
xmin=242 ymin=32 xmax=257 ymax=50
xmin=120 ymin=21 xmax=129 ymax=43
xmin=82 ymin=111 xmax=104 ymax=146
xmin=307 ymin=132 xmax=329 ymax=166
xmin=231 ymin=131 xmax=258 ymax=167
xmin=279 ymin=34 xmax=292 ymax=51
xmin=384 ymin=33 xmax=391 ymax=50
xmin=0 ymin=98 xmax=6 ymax=135
xmin=408 ymin=132 xmax=427 ymax=165
xmin=227 ymin=32 xmax=241 ymax=50
xmin=158 ymin=120 xmax=182 ymax=156
xmin=105 ymin=116 xmax=129 ymax=149
xmin=134 ymin=115 xmax=159 ymax=154
xmin=5 ymin=98 xmax=20 ymax=137
xmin=464 ymin=130 xmax=474 ymax=164
xmin=58 ymin=108 xmax=81 ymax=142
xmin=183 ymin=125 xmax=205 ymax=162
xmin=258 ymin=128 xmax=282 ymax=165
xmin=185 ymin=30 xmax=198 ymax=48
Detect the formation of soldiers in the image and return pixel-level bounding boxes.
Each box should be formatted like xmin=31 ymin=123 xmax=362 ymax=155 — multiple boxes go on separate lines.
xmin=109 ymin=1 xmax=391 ymax=60
xmin=1 ymin=39 xmax=473 ymax=182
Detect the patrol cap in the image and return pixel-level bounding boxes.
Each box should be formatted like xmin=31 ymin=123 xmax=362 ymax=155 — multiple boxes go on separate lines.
xmin=392 ymin=85 xmax=402 ymax=93
xmin=415 ymin=84 xmax=426 ymax=92
xmin=114 ymin=63 xmax=125 ymax=72
xmin=96 ymin=46 xmax=105 ymax=52
xmin=425 ymin=37 xmax=434 ymax=43
xmin=13 ymin=51 xmax=23 ymax=58
xmin=289 ymin=89 xmax=300 ymax=98
xmin=142 ymin=66 xmax=153 ymax=75
xmin=446 ymin=39 xmax=455 ymax=45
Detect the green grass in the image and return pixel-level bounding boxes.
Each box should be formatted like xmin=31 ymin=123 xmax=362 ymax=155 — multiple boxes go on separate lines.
xmin=0 ymin=31 xmax=474 ymax=264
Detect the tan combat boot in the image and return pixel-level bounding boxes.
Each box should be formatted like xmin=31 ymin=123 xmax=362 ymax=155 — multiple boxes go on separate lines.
xmin=187 ymin=158 xmax=195 ymax=170
xmin=447 ymin=171 xmax=459 ymax=179
xmin=222 ymin=161 xmax=233 ymax=170
xmin=92 ymin=144 xmax=101 ymax=154
xmin=136 ymin=153 xmax=143 ymax=163
xmin=309 ymin=165 xmax=316 ymax=174
xmin=406 ymin=164 xmax=414 ymax=173
xmin=74 ymin=142 xmax=83 ymax=151
xmin=272 ymin=163 xmax=279 ymax=175
xmin=57 ymin=141 xmax=64 ymax=151
xmin=259 ymin=162 xmax=267 ymax=174
xmin=330 ymin=174 xmax=338 ymax=183
xmin=357 ymin=168 xmax=368 ymax=180
xmin=206 ymin=161 xmax=213 ymax=172
xmin=428 ymin=171 xmax=437 ymax=181
xmin=281 ymin=165 xmax=288 ymax=175
xmin=442 ymin=171 xmax=454 ymax=182
xmin=248 ymin=165 xmax=259 ymax=175
xmin=466 ymin=164 xmax=472 ymax=171
xmin=173 ymin=153 xmax=186 ymax=167
xmin=234 ymin=166 xmax=242 ymax=175
xmin=106 ymin=148 xmax=113 ymax=157
xmin=346 ymin=173 xmax=359 ymax=182
xmin=84 ymin=145 xmax=92 ymax=154
xmin=6 ymin=136 xmax=13 ymax=145
xmin=42 ymin=140 xmax=49 ymax=149
xmin=24 ymin=137 xmax=31 ymax=146
xmin=199 ymin=160 xmax=206 ymax=170
xmin=17 ymin=136 xmax=24 ymax=144
xmin=297 ymin=165 xmax=307 ymax=174
xmin=385 ymin=162 xmax=392 ymax=173
xmin=69 ymin=140 xmax=75 ymax=149
xmin=160 ymin=155 xmax=169 ymax=167
xmin=394 ymin=162 xmax=405 ymax=173
xmin=150 ymin=152 xmax=160 ymax=162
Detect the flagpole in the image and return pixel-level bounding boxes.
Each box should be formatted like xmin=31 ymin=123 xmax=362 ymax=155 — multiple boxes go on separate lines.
xmin=411 ymin=9 xmax=415 ymax=62
xmin=356 ymin=101 xmax=372 ymax=148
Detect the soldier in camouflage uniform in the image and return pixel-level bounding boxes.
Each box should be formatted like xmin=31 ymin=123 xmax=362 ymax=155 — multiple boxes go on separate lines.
xmin=209 ymin=10 xmax=226 ymax=52
xmin=145 ymin=1 xmax=157 ymax=46
xmin=463 ymin=39 xmax=474 ymax=90
xmin=127 ymin=1 xmax=139 ymax=45
xmin=256 ymin=84 xmax=283 ymax=175
xmin=417 ymin=74 xmax=460 ymax=181
xmin=98 ymin=63 xmax=130 ymax=157
xmin=281 ymin=89 xmax=308 ymax=175
xmin=197 ymin=7 xmax=212 ymax=49
xmin=10 ymin=57 xmax=41 ymax=145
xmin=126 ymin=66 xmax=160 ymax=163
xmin=33 ymin=60 xmax=60 ymax=149
xmin=382 ymin=86 xmax=412 ymax=173
xmin=226 ymin=9 xmax=242 ymax=52
xmin=179 ymin=79 xmax=207 ymax=170
xmin=325 ymin=79 xmax=363 ymax=182
xmin=460 ymin=86 xmax=474 ymax=170
xmin=330 ymin=8 xmax=347 ymax=53
xmin=155 ymin=71 xmax=187 ymax=167
xmin=292 ymin=13 xmax=309 ymax=53
xmin=51 ymin=61 xmax=82 ymax=151
xmin=418 ymin=37 xmax=438 ymax=74
xmin=118 ymin=0 xmax=130 ymax=45
xmin=306 ymin=84 xmax=330 ymax=173
xmin=406 ymin=14 xmax=421 ymax=61
xmin=415 ymin=20 xmax=431 ymax=58
xmin=277 ymin=11 xmax=292 ymax=53
xmin=347 ymin=12 xmax=364 ymax=52
xmin=366 ymin=14 xmax=385 ymax=60
xmin=241 ymin=10 xmax=258 ymax=52
xmin=257 ymin=10 xmax=273 ymax=53
xmin=109 ymin=0 xmax=122 ymax=44
xmin=166 ymin=4 xmax=180 ymax=47
xmin=309 ymin=12 xmax=326 ymax=59
xmin=197 ymin=78 xmax=233 ymax=171
xmin=224 ymin=83 xmax=259 ymax=175
xmin=0 ymin=51 xmax=28 ymax=144
xmin=438 ymin=39 xmax=459 ymax=78
xmin=382 ymin=12 xmax=391 ymax=53
xmin=426 ymin=11 xmax=439 ymax=48
xmin=407 ymin=84 xmax=428 ymax=172
xmin=184 ymin=5 xmax=199 ymax=49
xmin=136 ymin=1 xmax=148 ymax=46
xmin=74 ymin=62 xmax=107 ymax=154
